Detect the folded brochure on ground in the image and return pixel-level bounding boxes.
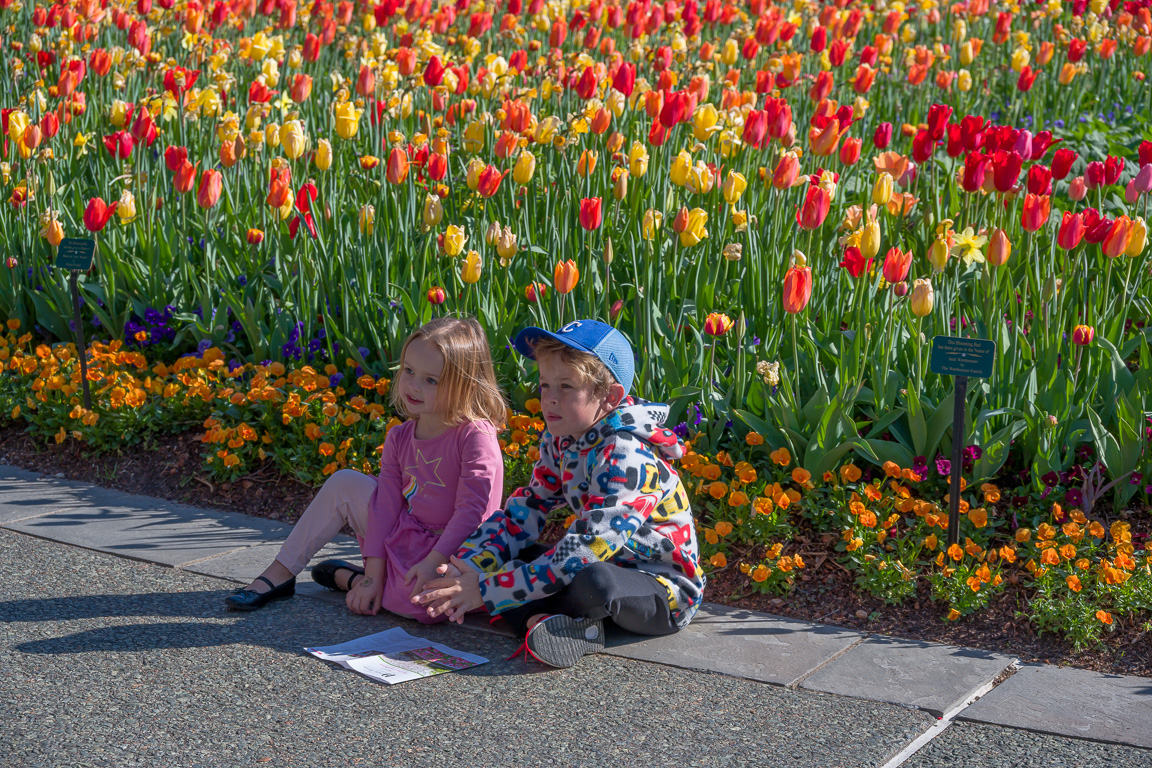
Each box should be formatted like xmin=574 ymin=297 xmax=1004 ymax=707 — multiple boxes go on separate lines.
xmin=306 ymin=627 xmax=489 ymax=684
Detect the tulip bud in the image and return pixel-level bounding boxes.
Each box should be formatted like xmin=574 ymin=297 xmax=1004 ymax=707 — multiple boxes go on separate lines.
xmin=314 ymin=138 xmax=332 ymax=171
xmin=427 ymin=286 xmax=447 ymax=305
xmin=673 ymin=206 xmax=690 ymax=234
xmin=610 ymin=299 xmax=624 ymax=321
xmin=910 ymin=278 xmax=934 ymax=316
xmin=987 ymin=228 xmax=1012 ymax=267
xmin=928 ymin=238 xmax=950 ymax=272
xmin=1068 ymin=176 xmax=1088 ymax=201
xmin=613 ymin=169 xmax=628 ymax=200
xmin=1071 ymin=324 xmax=1094 ymax=345
xmin=359 ymin=204 xmax=375 ymax=235
xmin=422 ymin=194 xmax=443 ymax=228
xmin=860 ymin=216 xmax=881 ymax=259
xmin=893 ymin=281 xmax=909 ymax=297
xmin=485 ymin=220 xmax=502 ymax=246
xmin=497 ymin=227 xmax=518 ymax=263
xmin=117 ymin=190 xmax=138 ymax=224
xmin=460 ymin=250 xmax=483 ymax=284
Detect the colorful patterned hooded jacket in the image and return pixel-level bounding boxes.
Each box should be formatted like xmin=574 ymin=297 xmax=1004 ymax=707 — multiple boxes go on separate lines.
xmin=456 ymin=398 xmax=705 ymax=628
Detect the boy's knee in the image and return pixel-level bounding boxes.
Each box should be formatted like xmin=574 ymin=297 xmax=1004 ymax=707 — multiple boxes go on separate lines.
xmin=566 ymin=563 xmax=617 ymax=609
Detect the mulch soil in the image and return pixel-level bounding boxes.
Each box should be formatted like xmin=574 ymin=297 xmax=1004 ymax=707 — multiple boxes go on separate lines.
xmin=2 ymin=423 xmax=1148 ymax=678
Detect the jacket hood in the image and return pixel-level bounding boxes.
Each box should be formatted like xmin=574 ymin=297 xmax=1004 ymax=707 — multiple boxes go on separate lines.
xmin=558 ymin=397 xmax=685 ymax=460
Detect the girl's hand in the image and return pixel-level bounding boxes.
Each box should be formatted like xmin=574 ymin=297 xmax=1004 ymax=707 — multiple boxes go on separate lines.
xmin=412 ymin=556 xmax=481 ymax=625
xmin=345 ymin=573 xmax=383 ymax=616
xmin=404 ymin=554 xmax=451 ymax=600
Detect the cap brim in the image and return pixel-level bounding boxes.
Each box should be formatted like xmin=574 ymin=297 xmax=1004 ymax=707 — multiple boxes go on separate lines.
xmin=513 ymin=326 xmax=594 ymax=360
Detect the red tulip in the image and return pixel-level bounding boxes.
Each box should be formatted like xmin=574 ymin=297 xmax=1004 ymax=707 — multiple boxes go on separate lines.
xmin=427 ymin=152 xmax=447 ymax=181
xmin=163 ymin=66 xmax=200 ymax=96
xmin=772 ymin=153 xmax=801 ymax=189
xmin=1026 ymin=165 xmax=1052 ymax=196
xmin=742 ymin=109 xmax=768 ymax=149
xmin=246 ymin=228 xmax=264 ymax=245
xmin=1071 ymin=325 xmax=1094 ymax=345
xmin=303 ymin=32 xmax=321 ymax=62
xmin=911 ymin=130 xmax=935 ymax=163
xmin=103 ymin=130 xmax=134 ymax=159
xmin=290 ymin=73 xmax=313 ymax=103
xmin=1085 ymin=161 xmax=1105 ymax=189
xmin=764 ymin=97 xmax=792 ymax=140
xmin=873 ymin=122 xmax=892 ymax=149
xmin=575 ymin=66 xmax=597 ymax=99
xmin=476 ymin=165 xmax=504 ymax=198
xmin=882 ymin=247 xmax=912 ymax=284
xmin=424 ymin=55 xmax=445 ymax=86
xmin=174 ymin=160 xmax=198 ymax=195
xmin=1016 ymin=65 xmax=1037 ymax=92
xmin=659 ymin=90 xmax=691 ymax=128
xmin=1083 ymin=210 xmax=1112 ymax=244
xmin=945 ymin=124 xmax=965 ymax=158
xmin=992 ymin=150 xmax=1023 ymax=192
xmin=1140 ymin=140 xmax=1152 ymax=168
xmin=579 ymin=197 xmax=603 ymax=230
xmin=1104 ymin=155 xmax=1125 ymax=185
xmin=796 ymin=185 xmax=831 ymax=230
xmin=196 ymin=169 xmax=222 ymax=209
xmin=1021 ymin=194 xmax=1051 ymax=232
xmin=248 ymin=79 xmax=276 ymax=103
xmin=89 ymin=48 xmax=112 ymax=76
xmin=839 ymin=137 xmax=862 ymax=166
xmin=926 ymin=103 xmax=952 ymax=141
xmin=612 ymin=62 xmax=635 ymax=96
xmin=427 ymin=286 xmax=447 ymax=305
xmin=83 ymin=197 xmax=118 ymax=232
xmin=1056 ymin=211 xmax=1086 ymax=250
xmin=839 ymin=246 xmax=872 ymax=278
xmin=165 ymin=145 xmax=189 ymax=172
xmin=1068 ymin=39 xmax=1088 ymax=62
xmin=783 ymin=265 xmax=812 ymax=313
xmin=130 ymin=107 xmax=157 ymax=147
xmin=1051 ymin=147 xmax=1078 ymax=181
xmin=39 ymin=111 xmax=59 ymax=140
xmin=386 ymin=147 xmax=409 ymax=184
xmin=1030 ymin=130 xmax=1060 ymax=161
xmin=960 ymin=115 xmax=986 ymax=152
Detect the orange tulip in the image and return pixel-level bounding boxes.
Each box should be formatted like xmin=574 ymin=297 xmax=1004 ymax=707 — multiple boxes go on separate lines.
xmin=174 ymin=160 xmax=198 ymax=195
xmin=356 ymin=64 xmax=375 ymax=97
xmin=386 ymin=147 xmax=410 ymax=184
xmin=881 ymin=247 xmax=912 ymax=284
xmin=796 ymin=185 xmax=831 ymax=230
xmin=783 ymin=264 xmax=813 ymax=313
xmin=772 ymin=153 xmax=802 ymax=189
xmin=577 ymin=149 xmax=598 ymax=177
xmin=554 ymin=260 xmax=579 ymax=294
xmin=1102 ymin=215 xmax=1133 ymax=257
xmin=808 ymin=118 xmax=842 ymax=156
xmin=289 ymin=73 xmax=313 ymax=103
xmin=196 ymin=168 xmax=222 ymax=209
xmin=1020 ymin=193 xmax=1051 ymax=232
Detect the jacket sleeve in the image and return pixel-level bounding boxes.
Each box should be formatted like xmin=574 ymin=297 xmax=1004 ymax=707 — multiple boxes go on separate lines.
xmin=476 ymin=434 xmax=665 ymax=615
xmin=432 ymin=423 xmax=505 ymax=559
xmin=361 ymin=424 xmax=407 ymax=559
xmin=455 ymin=434 xmax=567 ymax=575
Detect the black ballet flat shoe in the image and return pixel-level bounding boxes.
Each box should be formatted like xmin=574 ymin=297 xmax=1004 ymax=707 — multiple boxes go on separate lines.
xmin=311 ymin=559 xmax=365 ymax=592
xmin=224 ymin=575 xmax=296 ymax=611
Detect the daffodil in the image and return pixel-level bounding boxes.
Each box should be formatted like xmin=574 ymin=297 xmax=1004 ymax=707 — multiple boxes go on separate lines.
xmin=951 ymin=227 xmax=987 ymax=265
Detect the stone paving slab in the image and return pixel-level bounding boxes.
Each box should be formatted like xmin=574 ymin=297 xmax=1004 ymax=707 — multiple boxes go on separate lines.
xmin=959 ymin=664 xmax=1152 ymax=748
xmin=2 ymin=529 xmax=937 ymax=768
xmin=799 ymin=635 xmax=1015 ymax=717
xmin=181 ymin=536 xmax=363 ymax=583
xmin=0 ymin=465 xmax=92 ymax=523
xmin=903 ymin=721 xmax=1152 ymax=767
xmin=3 ymin=502 xmax=285 ymax=567
xmin=601 ymin=602 xmax=865 ymax=687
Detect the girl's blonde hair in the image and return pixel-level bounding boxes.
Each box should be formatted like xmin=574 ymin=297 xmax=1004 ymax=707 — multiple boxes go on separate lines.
xmin=390 ymin=316 xmax=508 ymax=429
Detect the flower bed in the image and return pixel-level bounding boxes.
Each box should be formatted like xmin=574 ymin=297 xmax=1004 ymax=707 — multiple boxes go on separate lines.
xmin=3 ymin=322 xmax=1148 ymax=656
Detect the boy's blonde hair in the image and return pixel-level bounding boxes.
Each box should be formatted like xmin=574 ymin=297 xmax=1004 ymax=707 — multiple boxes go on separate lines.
xmin=531 ymin=337 xmax=616 ymax=397
xmin=391 ymin=317 xmax=508 ymax=429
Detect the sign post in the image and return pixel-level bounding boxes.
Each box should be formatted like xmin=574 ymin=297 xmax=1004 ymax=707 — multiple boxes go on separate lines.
xmin=929 ymin=336 xmax=996 ymax=548
xmin=54 ymin=238 xmax=96 ymax=410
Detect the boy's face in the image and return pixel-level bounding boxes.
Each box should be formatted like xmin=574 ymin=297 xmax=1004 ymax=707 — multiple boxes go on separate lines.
xmin=537 ymin=354 xmax=623 ymax=439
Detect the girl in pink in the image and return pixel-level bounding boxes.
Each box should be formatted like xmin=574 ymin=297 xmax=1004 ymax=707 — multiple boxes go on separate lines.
xmin=225 ymin=317 xmax=507 ymax=622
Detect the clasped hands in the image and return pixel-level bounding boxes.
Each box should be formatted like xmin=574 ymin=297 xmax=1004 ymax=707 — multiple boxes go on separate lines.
xmin=410 ymin=556 xmax=482 ymax=625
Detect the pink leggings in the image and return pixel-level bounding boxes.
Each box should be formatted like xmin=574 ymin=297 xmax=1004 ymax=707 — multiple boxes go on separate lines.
xmin=273 ymin=469 xmax=376 ymax=575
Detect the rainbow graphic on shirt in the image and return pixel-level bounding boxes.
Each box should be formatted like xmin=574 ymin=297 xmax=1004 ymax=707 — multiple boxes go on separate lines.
xmin=402 ymin=475 xmax=418 ymax=503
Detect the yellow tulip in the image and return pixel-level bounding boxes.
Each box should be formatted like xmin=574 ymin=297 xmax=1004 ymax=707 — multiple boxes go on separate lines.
xmin=957 ymin=69 xmax=973 ymax=92
xmin=692 ymin=103 xmax=720 ymax=141
xmin=686 ymin=161 xmax=714 ymax=195
xmin=463 ymin=121 xmax=485 ymax=153
xmin=314 ymin=138 xmax=332 ymax=171
xmin=605 ymin=89 xmax=625 ymax=117
xmin=280 ymin=120 xmax=306 ymax=160
xmin=1010 ymin=47 xmax=1030 ymax=72
xmin=359 ymin=204 xmax=375 ymax=235
xmin=959 ymin=40 xmax=975 ymax=66
xmin=1127 ymin=217 xmax=1147 ymax=257
xmin=721 ymin=39 xmax=738 ymax=66
xmin=443 ymin=224 xmax=466 ymax=257
xmin=642 ymin=209 xmax=663 ymax=240
xmin=910 ymin=278 xmax=934 ymax=316
xmin=6 ymin=111 xmax=29 ymax=144
xmin=465 ymin=157 xmax=485 ymax=191
xmin=928 ymin=238 xmax=950 ymax=272
xmin=670 ymin=150 xmax=692 ymax=186
xmin=422 ymin=194 xmax=443 ymax=228
xmin=460 ymin=250 xmax=483 ymax=284
xmin=117 ymin=190 xmax=137 ymax=224
xmin=534 ymin=116 xmax=559 ymax=144
xmin=872 ymin=172 xmax=893 ymax=206
xmin=628 ymin=142 xmax=649 ymax=178
xmin=265 ymin=123 xmax=281 ymax=148
xmin=334 ymin=102 xmax=361 ymax=140
xmin=860 ymin=216 xmax=881 ymax=260
xmin=513 ymin=151 xmax=536 ymax=184
xmin=110 ymin=101 xmax=131 ymax=128
xmin=613 ymin=169 xmax=629 ymax=201
xmin=721 ymin=171 xmax=747 ymax=205
xmin=679 ymin=208 xmax=708 ymax=247
xmin=497 ymin=227 xmax=518 ymax=262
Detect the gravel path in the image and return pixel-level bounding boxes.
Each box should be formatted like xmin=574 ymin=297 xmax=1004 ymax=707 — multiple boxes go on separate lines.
xmin=0 ymin=529 xmax=934 ymax=768
xmin=903 ymin=722 xmax=1152 ymax=768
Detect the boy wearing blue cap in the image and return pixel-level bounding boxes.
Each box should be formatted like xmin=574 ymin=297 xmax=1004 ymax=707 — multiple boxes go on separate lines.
xmin=413 ymin=320 xmax=705 ymax=667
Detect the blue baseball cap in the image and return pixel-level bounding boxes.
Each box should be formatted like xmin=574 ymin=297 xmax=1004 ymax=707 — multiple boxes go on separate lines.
xmin=513 ymin=320 xmax=635 ymax=393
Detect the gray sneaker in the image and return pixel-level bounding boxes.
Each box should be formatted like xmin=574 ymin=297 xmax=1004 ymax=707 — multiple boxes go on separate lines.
xmin=524 ymin=615 xmax=606 ymax=668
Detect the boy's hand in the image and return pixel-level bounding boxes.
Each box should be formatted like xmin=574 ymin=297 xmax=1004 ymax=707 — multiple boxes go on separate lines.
xmin=412 ymin=556 xmax=482 ymax=625
xmin=404 ymin=553 xmax=450 ymax=600
xmin=345 ymin=573 xmax=383 ymax=616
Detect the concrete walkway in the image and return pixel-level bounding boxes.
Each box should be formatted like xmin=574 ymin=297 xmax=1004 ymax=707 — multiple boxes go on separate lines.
xmin=2 ymin=464 xmax=1149 ymax=766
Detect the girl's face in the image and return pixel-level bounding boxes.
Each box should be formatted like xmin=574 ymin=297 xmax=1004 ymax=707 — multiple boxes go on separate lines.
xmin=537 ymin=355 xmax=619 ymax=439
xmin=398 ymin=337 xmax=445 ymax=419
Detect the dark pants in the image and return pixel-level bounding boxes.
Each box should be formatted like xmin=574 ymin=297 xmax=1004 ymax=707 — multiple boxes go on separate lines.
xmin=499 ymin=560 xmax=680 ymax=637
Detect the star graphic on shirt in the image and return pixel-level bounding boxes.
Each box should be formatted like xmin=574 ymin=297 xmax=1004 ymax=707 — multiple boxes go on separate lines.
xmin=406 ymin=448 xmax=446 ymax=489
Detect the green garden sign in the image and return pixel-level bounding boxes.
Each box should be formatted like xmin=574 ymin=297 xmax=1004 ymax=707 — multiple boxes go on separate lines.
xmin=54 ymin=238 xmax=95 ymax=409
xmin=930 ymin=335 xmax=997 ymax=548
